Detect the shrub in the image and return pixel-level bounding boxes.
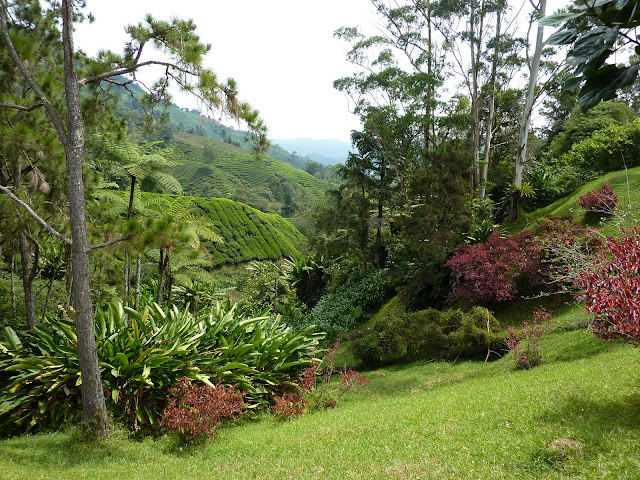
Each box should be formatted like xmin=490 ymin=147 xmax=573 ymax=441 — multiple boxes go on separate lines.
xmin=272 ymin=392 xmax=307 ymax=419
xmin=577 ymin=182 xmax=619 ymax=218
xmin=575 ymin=227 xmax=640 ymax=342
xmin=506 ymin=310 xmax=550 ymax=370
xmin=305 ymin=269 xmax=391 ymax=340
xmin=297 ymin=341 xmax=370 ymax=412
xmin=447 ymin=217 xmax=597 ymax=304
xmin=350 ymin=307 xmax=504 ymax=367
xmin=160 ymin=377 xmax=244 ymax=444
xmin=0 ymin=302 xmax=322 ymax=436
xmin=445 ymin=231 xmax=538 ymax=303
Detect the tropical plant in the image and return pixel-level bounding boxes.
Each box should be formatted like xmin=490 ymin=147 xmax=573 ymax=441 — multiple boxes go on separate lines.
xmin=0 ymin=302 xmax=322 ymax=436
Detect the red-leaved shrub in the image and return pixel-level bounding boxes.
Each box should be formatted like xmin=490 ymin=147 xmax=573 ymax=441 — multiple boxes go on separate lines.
xmin=160 ymin=377 xmax=244 ymax=443
xmin=445 ymin=231 xmax=539 ymax=303
xmin=507 ymin=308 xmax=552 ymax=369
xmin=293 ymin=341 xmax=370 ymax=412
xmin=578 ymin=182 xmax=619 ymax=216
xmin=272 ymin=392 xmax=307 ymax=419
xmin=575 ymin=227 xmax=640 ymax=342
xmin=447 ymin=216 xmax=599 ymax=304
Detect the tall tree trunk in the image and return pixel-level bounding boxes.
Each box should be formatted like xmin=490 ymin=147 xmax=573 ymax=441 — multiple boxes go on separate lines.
xmin=509 ymin=0 xmax=546 ymax=221
xmin=123 ymin=176 xmax=136 ymax=307
xmin=13 ymin=152 xmax=37 ymax=329
xmin=61 ymin=0 xmax=108 ymax=435
xmin=481 ymin=10 xmax=501 ymax=199
xmin=157 ymin=249 xmax=166 ymax=304
xmin=470 ymin=0 xmax=485 ymax=194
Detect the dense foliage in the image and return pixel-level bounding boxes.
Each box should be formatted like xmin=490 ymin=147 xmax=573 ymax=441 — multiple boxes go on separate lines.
xmin=350 ymin=307 xmax=504 ymax=367
xmin=0 ymin=302 xmax=322 ymax=436
xmin=301 ymin=269 xmax=392 ymax=340
xmin=445 ymin=231 xmax=541 ymax=304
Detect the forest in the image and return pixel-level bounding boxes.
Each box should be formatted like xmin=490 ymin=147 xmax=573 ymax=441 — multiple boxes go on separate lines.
xmin=2 ymin=0 xmax=640 ymax=478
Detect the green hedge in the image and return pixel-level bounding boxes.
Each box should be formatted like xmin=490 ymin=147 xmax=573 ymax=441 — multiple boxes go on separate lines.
xmin=350 ymin=307 xmax=505 ymax=367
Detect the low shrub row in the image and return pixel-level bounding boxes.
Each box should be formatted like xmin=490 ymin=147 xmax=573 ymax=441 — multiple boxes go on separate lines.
xmin=350 ymin=307 xmax=504 ymax=367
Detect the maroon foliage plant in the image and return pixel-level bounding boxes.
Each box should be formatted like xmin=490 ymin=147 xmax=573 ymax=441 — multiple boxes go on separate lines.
xmin=160 ymin=377 xmax=244 ymax=442
xmin=575 ymin=227 xmax=640 ymax=342
xmin=578 ymin=182 xmax=619 ymax=216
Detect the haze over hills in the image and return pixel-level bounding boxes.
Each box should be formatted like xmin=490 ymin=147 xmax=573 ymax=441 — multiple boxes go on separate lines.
xmin=272 ymin=138 xmax=352 ymax=165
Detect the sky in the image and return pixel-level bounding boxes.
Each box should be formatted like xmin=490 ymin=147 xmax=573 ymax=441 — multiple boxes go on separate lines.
xmin=75 ymin=0 xmax=570 ymax=144
xmin=75 ymin=0 xmax=380 ymax=142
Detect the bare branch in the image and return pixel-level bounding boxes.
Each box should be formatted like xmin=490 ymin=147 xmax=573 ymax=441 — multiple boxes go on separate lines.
xmin=78 ymin=60 xmax=196 ymax=87
xmin=89 ymin=234 xmax=133 ymax=250
xmin=0 ymin=184 xmax=72 ymax=245
xmin=0 ymin=101 xmax=45 ymax=111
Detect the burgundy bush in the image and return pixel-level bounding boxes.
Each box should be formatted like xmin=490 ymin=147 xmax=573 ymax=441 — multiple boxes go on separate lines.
xmin=160 ymin=377 xmax=244 ymax=441
xmin=578 ymin=182 xmax=619 ymax=216
xmin=575 ymin=227 xmax=640 ymax=342
xmin=272 ymin=392 xmax=307 ymax=419
xmin=445 ymin=231 xmax=538 ymax=303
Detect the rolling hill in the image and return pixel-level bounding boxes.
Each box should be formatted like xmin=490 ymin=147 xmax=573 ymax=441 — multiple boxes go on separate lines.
xmin=142 ymin=192 xmax=307 ymax=266
xmin=170 ymin=132 xmax=332 ymax=217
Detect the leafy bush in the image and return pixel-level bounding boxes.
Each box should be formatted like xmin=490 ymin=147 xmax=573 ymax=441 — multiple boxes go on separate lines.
xmin=445 ymin=231 xmax=540 ymax=303
xmin=350 ymin=307 xmax=504 ymax=367
xmin=0 ymin=302 xmax=322 ymax=436
xmin=563 ymin=119 xmax=640 ymax=176
xmin=298 ymin=341 xmax=369 ymax=411
xmin=577 ymin=182 xmax=619 ymax=218
xmin=447 ymin=217 xmax=597 ymax=304
xmin=305 ymin=269 xmax=391 ymax=340
xmin=272 ymin=392 xmax=307 ymax=419
xmin=159 ymin=377 xmax=245 ymax=444
xmin=575 ymin=227 xmax=640 ymax=342
xmin=506 ymin=308 xmax=553 ymax=370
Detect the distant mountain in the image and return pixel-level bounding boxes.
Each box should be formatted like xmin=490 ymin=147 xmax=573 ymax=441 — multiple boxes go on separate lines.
xmin=272 ymin=138 xmax=352 ymax=165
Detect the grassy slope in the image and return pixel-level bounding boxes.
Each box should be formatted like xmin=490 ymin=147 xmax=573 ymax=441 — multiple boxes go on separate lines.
xmin=512 ymin=166 xmax=640 ymax=236
xmin=2 ymin=305 xmax=639 ymax=479
xmin=171 ymin=133 xmax=331 ymax=213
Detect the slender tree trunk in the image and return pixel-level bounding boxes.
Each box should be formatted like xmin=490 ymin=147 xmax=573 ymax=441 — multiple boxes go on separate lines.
xmin=18 ymin=232 xmax=37 ymax=329
xmin=10 ymin=243 xmax=16 ymax=314
xmin=61 ymin=0 xmax=108 ymax=435
xmin=134 ymin=252 xmax=141 ymax=310
xmin=166 ymin=260 xmax=173 ymax=307
xmin=481 ymin=11 xmax=501 ymax=199
xmin=123 ymin=176 xmax=136 ymax=307
xmin=510 ymin=0 xmax=546 ymax=221
xmin=157 ymin=249 xmax=166 ymax=304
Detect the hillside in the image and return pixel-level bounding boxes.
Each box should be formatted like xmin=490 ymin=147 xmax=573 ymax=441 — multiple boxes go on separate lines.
xmin=514 ymin=166 xmax=640 ymax=236
xmin=3 ymin=303 xmax=638 ymax=479
xmin=143 ymin=193 xmax=307 ymax=266
xmin=170 ymin=132 xmax=332 ymax=216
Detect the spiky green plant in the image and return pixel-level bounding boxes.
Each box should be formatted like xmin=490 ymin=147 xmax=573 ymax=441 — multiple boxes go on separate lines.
xmin=0 ymin=302 xmax=322 ymax=436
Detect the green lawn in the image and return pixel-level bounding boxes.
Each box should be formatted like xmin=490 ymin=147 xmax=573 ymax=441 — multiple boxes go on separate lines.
xmin=2 ymin=306 xmax=639 ymax=479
